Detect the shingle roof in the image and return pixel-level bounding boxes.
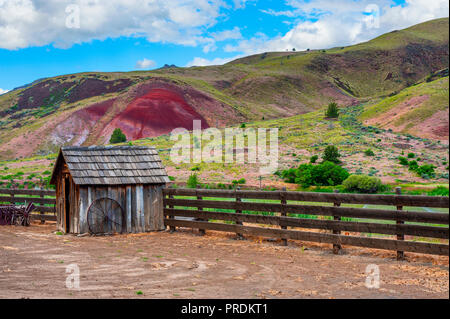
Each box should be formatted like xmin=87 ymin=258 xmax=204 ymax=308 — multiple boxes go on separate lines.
xmin=51 ymin=146 xmax=170 ymax=185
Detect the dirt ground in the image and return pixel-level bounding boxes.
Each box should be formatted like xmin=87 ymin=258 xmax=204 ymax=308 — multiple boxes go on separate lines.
xmin=0 ymin=222 xmax=448 ymax=299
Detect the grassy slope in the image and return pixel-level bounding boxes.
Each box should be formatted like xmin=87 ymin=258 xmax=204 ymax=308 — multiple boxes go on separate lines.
xmin=360 ymin=76 xmax=449 ymax=138
xmin=0 ymin=18 xmax=448 ymax=161
xmin=2 ymin=104 xmax=447 ymax=191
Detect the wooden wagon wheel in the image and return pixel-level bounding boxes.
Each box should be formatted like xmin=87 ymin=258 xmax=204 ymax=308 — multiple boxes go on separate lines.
xmin=87 ymin=198 xmax=124 ymax=235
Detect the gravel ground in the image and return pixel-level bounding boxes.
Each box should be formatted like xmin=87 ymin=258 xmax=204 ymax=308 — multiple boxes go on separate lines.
xmin=0 ymin=222 xmax=448 ymax=299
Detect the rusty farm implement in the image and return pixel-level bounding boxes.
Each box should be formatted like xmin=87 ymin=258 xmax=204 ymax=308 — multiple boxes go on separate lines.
xmin=0 ymin=203 xmax=35 ymax=226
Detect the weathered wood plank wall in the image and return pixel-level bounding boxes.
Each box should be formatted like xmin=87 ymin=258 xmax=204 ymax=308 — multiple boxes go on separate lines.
xmin=76 ymin=184 xmax=165 ymax=234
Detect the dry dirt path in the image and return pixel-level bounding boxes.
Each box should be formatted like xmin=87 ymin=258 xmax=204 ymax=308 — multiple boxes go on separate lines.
xmin=0 ymin=223 xmax=448 ymax=299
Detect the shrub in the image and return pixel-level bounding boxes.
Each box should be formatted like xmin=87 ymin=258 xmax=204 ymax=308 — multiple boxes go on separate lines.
xmin=292 ymin=162 xmax=349 ymax=187
xmin=232 ymin=178 xmax=246 ymax=187
xmin=364 ymin=149 xmax=375 ymax=156
xmin=416 ymin=164 xmax=436 ymax=178
xmin=325 ymin=102 xmax=339 ymax=118
xmin=322 ymin=145 xmax=341 ymax=164
xmin=187 ymin=173 xmax=199 ymax=188
xmin=343 ymin=175 xmax=384 ymax=193
xmin=310 ymin=155 xmax=319 ymax=163
xmin=398 ymin=156 xmax=409 ymax=166
xmin=281 ymin=168 xmax=297 ymax=183
xmin=408 ymin=160 xmax=419 ymax=172
xmin=428 ymin=186 xmax=449 ymax=196
xmin=407 ymin=153 xmax=415 ymax=158
xmin=109 ymin=128 xmax=127 ymax=144
xmin=232 ymin=178 xmax=246 ymax=184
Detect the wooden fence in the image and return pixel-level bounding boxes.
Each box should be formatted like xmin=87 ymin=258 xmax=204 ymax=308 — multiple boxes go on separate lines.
xmin=0 ymin=188 xmax=56 ymax=222
xmin=163 ymin=188 xmax=449 ymax=258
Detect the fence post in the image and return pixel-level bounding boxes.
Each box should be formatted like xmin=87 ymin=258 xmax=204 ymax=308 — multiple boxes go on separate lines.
xmin=40 ymin=192 xmax=45 ymax=224
xmin=197 ymin=186 xmax=205 ymax=236
xmin=281 ymin=187 xmax=287 ymax=246
xmin=168 ymin=194 xmax=176 ymax=233
xmin=395 ymin=187 xmax=405 ymax=261
xmin=235 ymin=187 xmax=244 ymax=240
xmin=332 ymin=189 xmax=342 ymax=254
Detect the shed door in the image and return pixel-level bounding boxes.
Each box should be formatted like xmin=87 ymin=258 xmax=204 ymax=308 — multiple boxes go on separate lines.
xmin=64 ymin=175 xmax=71 ymax=233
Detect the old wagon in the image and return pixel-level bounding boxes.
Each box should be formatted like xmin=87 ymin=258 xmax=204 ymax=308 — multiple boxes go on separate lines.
xmin=50 ymin=145 xmax=170 ymax=235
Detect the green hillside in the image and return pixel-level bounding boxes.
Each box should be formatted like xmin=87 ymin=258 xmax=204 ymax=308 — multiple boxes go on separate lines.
xmin=360 ymin=75 xmax=449 ymax=140
xmin=0 ymin=18 xmax=448 ymax=160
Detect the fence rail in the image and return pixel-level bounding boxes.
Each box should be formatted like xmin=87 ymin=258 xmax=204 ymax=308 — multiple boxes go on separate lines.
xmin=0 ymin=188 xmax=56 ymax=221
xmin=163 ymin=188 xmax=449 ymax=258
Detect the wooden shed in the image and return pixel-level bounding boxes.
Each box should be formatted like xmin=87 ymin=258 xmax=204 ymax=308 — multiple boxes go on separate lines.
xmin=50 ymin=145 xmax=170 ymax=235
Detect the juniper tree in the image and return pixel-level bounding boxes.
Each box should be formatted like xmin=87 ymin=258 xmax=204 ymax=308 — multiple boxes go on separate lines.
xmin=109 ymin=128 xmax=127 ymax=144
xmin=325 ymin=102 xmax=339 ymax=118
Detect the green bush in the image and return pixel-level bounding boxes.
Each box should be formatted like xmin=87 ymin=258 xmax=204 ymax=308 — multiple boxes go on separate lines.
xmin=217 ymin=183 xmax=227 ymax=189
xmin=343 ymin=175 xmax=384 ymax=193
xmin=187 ymin=173 xmax=199 ymax=188
xmin=280 ymin=168 xmax=297 ymax=183
xmin=407 ymin=153 xmax=415 ymax=158
xmin=325 ymin=102 xmax=339 ymax=118
xmin=232 ymin=178 xmax=246 ymax=187
xmin=416 ymin=164 xmax=436 ymax=179
xmin=310 ymin=155 xmax=319 ymax=163
xmin=280 ymin=161 xmax=349 ymax=188
xmin=398 ymin=156 xmax=409 ymax=166
xmin=408 ymin=160 xmax=419 ymax=172
xmin=364 ymin=149 xmax=375 ymax=156
xmin=109 ymin=128 xmax=127 ymax=144
xmin=322 ymin=145 xmax=341 ymax=164
xmin=428 ymin=186 xmax=449 ymax=196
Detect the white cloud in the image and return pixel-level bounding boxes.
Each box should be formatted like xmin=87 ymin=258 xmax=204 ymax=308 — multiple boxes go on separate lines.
xmin=186 ymin=55 xmax=243 ymax=67
xmin=211 ymin=27 xmax=243 ymax=41
xmin=239 ymin=0 xmax=450 ymax=55
xmin=233 ymin=0 xmax=256 ymax=9
xmin=0 ymin=0 xmax=227 ymax=50
xmin=0 ymin=88 xmax=9 ymax=95
xmin=135 ymin=58 xmax=156 ymax=69
xmin=379 ymin=0 xmax=449 ymax=30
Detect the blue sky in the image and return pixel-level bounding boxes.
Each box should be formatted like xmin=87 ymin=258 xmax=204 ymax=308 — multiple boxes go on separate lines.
xmin=0 ymin=0 xmax=448 ymax=93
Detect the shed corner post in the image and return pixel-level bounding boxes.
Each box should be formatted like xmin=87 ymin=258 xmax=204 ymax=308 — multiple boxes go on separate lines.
xmin=332 ymin=189 xmax=342 ymax=255
xmin=395 ymin=187 xmax=405 ymax=261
